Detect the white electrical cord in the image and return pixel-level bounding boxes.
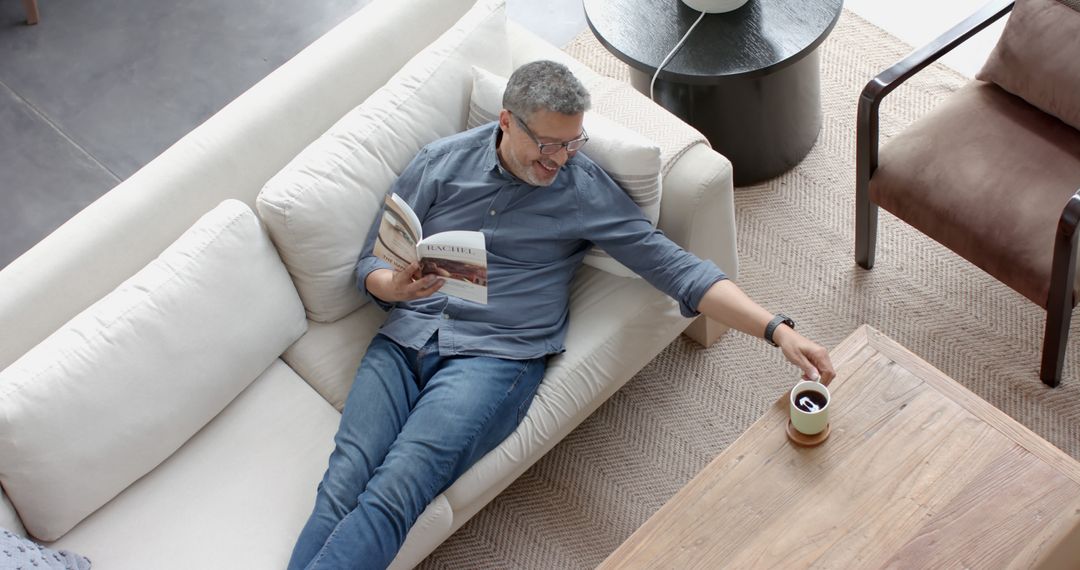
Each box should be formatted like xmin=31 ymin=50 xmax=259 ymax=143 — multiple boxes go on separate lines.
xmin=649 ymin=10 xmax=707 ymax=102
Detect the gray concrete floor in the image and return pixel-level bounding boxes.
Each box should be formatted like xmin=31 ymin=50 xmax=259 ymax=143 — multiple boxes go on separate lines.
xmin=0 ymin=0 xmax=993 ymax=271
xmin=0 ymin=0 xmax=585 ymax=270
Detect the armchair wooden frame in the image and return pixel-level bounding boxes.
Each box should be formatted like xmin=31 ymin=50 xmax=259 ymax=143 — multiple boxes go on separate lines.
xmin=855 ymin=0 xmax=1080 ymax=387
xmin=23 ymin=0 xmax=38 ymax=25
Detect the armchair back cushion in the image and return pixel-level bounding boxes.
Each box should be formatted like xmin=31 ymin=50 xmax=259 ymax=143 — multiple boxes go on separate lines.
xmin=977 ymin=0 xmax=1080 ymax=129
xmin=0 ymin=200 xmax=307 ymax=541
xmin=256 ymin=0 xmax=510 ymax=323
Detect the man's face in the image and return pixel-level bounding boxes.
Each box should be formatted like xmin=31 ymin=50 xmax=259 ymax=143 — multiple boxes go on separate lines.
xmin=497 ymin=108 xmax=585 ymax=187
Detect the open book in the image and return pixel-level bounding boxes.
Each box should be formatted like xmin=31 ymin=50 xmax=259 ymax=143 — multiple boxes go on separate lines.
xmin=372 ymin=193 xmax=488 ymax=304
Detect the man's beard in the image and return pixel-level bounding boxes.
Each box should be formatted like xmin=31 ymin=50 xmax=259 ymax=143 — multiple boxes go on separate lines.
xmin=509 ymin=152 xmax=559 ymax=187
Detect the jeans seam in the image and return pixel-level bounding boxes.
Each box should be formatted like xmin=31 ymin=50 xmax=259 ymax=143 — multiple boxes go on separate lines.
xmin=430 ymin=359 xmax=535 ymax=496
xmin=307 ymin=518 xmax=343 ymax=570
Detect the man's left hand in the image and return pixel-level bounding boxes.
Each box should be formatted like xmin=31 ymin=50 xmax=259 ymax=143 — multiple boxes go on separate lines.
xmin=772 ymin=325 xmax=836 ymax=385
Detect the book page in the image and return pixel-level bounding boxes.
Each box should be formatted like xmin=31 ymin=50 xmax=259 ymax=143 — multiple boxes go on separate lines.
xmin=373 ymin=193 xmax=423 ymax=271
xmin=417 ymin=230 xmax=488 ymax=304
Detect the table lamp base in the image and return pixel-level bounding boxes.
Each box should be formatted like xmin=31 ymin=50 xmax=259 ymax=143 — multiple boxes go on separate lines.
xmin=681 ymin=0 xmax=750 ymax=13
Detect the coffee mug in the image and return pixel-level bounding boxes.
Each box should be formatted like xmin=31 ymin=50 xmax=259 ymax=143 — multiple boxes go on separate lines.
xmin=789 ymin=379 xmax=830 ymax=435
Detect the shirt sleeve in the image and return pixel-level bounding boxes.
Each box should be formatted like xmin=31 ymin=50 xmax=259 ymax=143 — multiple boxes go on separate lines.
xmin=575 ymin=163 xmax=727 ymax=318
xmin=355 ymin=146 xmax=441 ymax=310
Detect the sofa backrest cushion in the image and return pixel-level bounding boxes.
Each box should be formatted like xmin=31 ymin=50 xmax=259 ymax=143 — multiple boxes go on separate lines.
xmin=257 ymin=0 xmax=511 ymax=323
xmin=467 ymin=66 xmax=662 ymax=278
xmin=977 ymin=0 xmax=1080 ymax=130
xmin=0 ymin=200 xmax=307 ymax=541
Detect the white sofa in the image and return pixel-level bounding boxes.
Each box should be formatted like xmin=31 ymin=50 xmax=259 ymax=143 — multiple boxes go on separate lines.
xmin=0 ymin=0 xmax=737 ymax=567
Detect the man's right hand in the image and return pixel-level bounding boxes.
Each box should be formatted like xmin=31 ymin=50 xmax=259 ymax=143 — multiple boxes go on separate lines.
xmin=365 ymin=262 xmax=445 ymax=303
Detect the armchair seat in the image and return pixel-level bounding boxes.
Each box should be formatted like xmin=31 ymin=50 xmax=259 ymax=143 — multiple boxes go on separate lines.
xmin=855 ymin=0 xmax=1080 ymax=386
xmin=872 ymin=81 xmax=1080 ymax=307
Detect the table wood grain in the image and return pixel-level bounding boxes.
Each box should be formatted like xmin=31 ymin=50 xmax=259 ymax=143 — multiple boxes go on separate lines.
xmin=598 ymin=325 xmax=1080 ymax=569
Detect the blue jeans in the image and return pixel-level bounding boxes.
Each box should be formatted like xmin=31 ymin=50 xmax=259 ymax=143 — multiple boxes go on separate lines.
xmin=288 ymin=333 xmax=546 ymax=570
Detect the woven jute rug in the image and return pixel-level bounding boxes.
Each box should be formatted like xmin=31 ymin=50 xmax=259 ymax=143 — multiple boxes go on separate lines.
xmin=420 ymin=10 xmax=1080 ymax=569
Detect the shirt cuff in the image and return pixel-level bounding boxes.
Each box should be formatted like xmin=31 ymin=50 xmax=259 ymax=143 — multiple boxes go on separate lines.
xmin=356 ymin=256 xmax=395 ymax=311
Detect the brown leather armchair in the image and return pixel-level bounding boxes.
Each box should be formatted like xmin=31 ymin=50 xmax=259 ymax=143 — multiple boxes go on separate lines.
xmin=855 ymin=0 xmax=1080 ymax=387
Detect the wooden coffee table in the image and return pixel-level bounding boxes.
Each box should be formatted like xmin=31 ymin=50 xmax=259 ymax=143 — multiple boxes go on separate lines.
xmin=599 ymin=325 xmax=1080 ymax=569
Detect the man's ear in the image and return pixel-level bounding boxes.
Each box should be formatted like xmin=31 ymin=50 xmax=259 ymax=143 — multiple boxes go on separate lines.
xmin=498 ymin=109 xmax=512 ymax=132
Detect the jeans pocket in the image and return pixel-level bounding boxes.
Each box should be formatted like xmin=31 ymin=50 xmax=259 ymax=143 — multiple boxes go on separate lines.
xmin=509 ymin=357 xmax=545 ymax=424
xmin=515 ymin=380 xmax=541 ymax=424
xmin=516 ymin=392 xmax=535 ymax=424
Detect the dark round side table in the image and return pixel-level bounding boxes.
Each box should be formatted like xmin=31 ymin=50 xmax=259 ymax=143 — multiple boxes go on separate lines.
xmin=584 ymin=0 xmax=843 ymax=185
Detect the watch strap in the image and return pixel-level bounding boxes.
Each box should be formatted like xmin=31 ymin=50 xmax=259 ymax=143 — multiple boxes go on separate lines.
xmin=764 ymin=314 xmax=795 ymax=347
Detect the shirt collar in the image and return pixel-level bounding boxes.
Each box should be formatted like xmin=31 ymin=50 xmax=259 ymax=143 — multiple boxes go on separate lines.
xmin=482 ymin=123 xmax=505 ymax=176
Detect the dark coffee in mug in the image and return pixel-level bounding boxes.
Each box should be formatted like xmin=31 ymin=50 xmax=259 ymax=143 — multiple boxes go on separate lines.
xmin=793 ymin=389 xmax=827 ymax=413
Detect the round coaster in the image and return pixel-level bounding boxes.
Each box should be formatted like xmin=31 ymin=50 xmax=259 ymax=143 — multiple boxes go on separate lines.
xmin=786 ymin=421 xmax=830 ymax=447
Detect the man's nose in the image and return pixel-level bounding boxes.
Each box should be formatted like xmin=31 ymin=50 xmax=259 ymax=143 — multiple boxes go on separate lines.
xmin=548 ymin=146 xmax=570 ymax=165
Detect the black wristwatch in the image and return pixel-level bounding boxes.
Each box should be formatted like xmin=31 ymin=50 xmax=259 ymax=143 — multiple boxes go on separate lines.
xmin=764 ymin=314 xmax=795 ymax=347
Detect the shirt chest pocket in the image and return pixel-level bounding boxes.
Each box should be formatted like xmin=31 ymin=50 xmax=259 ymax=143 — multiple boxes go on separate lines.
xmin=495 ymin=212 xmax=570 ymax=264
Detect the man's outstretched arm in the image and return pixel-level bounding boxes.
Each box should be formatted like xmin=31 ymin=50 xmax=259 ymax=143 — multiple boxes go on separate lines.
xmin=697 ymin=280 xmax=836 ymax=384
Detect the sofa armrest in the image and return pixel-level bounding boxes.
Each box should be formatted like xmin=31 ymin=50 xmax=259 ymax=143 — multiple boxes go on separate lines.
xmin=657 ymin=143 xmax=738 ymax=279
xmin=0 ymin=0 xmax=474 ymax=370
xmin=658 ymin=143 xmax=737 ymax=345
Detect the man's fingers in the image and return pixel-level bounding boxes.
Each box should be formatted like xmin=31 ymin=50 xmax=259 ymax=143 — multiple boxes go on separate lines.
xmin=808 ymin=347 xmax=836 ymax=385
xmin=817 ymin=362 xmax=836 ymax=385
xmin=785 ymin=342 xmax=832 ymax=385
xmin=796 ymin=354 xmax=819 ymax=382
xmin=393 ymin=263 xmax=416 ymax=289
xmin=779 ymin=334 xmax=837 ymax=386
xmin=394 ymin=262 xmax=421 ymax=285
xmin=405 ymin=276 xmax=444 ymax=299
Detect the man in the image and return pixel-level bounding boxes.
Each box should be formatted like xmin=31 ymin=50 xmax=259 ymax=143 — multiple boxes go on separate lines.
xmin=289 ymin=60 xmax=834 ymax=569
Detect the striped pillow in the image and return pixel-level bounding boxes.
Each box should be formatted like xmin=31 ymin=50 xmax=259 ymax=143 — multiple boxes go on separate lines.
xmin=468 ymin=66 xmax=662 ymax=278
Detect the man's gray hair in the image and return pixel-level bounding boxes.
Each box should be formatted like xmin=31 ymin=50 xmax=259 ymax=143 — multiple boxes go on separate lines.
xmin=502 ymin=60 xmax=591 ymax=119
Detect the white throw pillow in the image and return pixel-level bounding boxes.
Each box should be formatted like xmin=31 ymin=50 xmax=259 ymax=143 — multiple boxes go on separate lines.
xmin=468 ymin=66 xmax=663 ymax=278
xmin=0 ymin=200 xmax=307 ymax=541
xmin=257 ymin=0 xmax=511 ymax=323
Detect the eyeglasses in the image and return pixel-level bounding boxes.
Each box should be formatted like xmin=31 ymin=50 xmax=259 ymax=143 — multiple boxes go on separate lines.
xmin=512 ymin=113 xmax=589 ymax=155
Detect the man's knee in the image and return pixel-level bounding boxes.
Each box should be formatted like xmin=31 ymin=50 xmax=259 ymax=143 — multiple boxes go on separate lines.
xmin=371 ymin=443 xmax=456 ymax=505
xmin=317 ymin=452 xmax=376 ymax=519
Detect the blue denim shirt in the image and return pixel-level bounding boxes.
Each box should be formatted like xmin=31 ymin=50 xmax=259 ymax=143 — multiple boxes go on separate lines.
xmin=355 ymin=123 xmax=726 ymax=359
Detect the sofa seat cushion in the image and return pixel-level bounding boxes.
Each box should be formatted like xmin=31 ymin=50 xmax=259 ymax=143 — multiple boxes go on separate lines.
xmin=45 ymin=360 xmax=338 ymax=569
xmin=283 ymin=303 xmax=388 ymax=411
xmin=0 ymin=200 xmax=308 ymax=542
xmin=871 ymin=81 xmax=1080 ymax=307
xmin=278 ymin=262 xmax=688 ymax=518
xmin=0 ymin=492 xmax=24 ymax=539
xmin=257 ymin=0 xmax=511 ymax=323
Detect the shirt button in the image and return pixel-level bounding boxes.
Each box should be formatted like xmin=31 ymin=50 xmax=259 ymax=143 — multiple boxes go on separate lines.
xmin=442 ymin=313 xmax=450 ymax=320
xmin=489 ymin=210 xmax=496 ymax=216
